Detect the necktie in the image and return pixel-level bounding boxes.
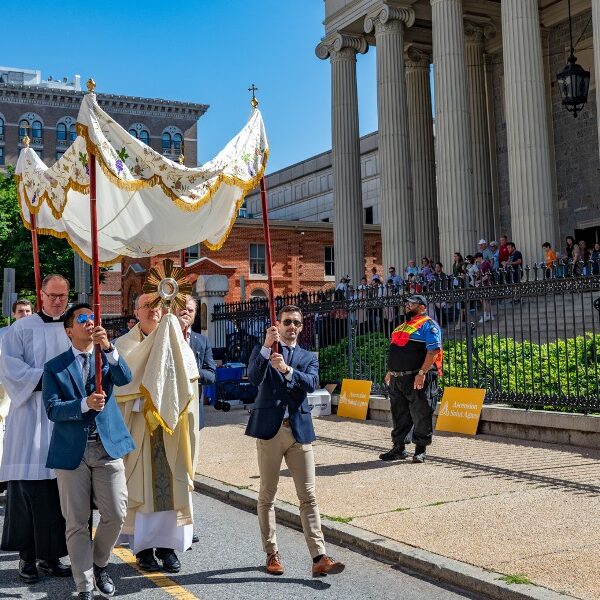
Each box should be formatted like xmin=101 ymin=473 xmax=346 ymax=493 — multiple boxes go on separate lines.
xmin=282 ymin=345 xmax=293 ymax=365
xmin=82 ymin=353 xmax=97 ymax=437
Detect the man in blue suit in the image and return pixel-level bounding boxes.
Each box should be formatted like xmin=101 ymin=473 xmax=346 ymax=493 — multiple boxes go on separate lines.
xmin=246 ymin=305 xmax=345 ymax=578
xmin=43 ymin=303 xmax=135 ymax=600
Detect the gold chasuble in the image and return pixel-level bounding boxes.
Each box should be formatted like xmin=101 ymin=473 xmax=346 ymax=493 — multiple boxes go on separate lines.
xmin=115 ymin=314 xmax=200 ymax=534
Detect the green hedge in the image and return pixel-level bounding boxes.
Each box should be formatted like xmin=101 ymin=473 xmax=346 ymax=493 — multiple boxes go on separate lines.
xmin=318 ymin=332 xmax=600 ymax=400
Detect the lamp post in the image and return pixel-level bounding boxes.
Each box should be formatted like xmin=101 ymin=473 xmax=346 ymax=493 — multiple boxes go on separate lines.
xmin=556 ymin=0 xmax=590 ymax=117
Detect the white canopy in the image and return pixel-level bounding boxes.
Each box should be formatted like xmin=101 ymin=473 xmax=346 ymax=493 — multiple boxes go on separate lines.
xmin=16 ymin=92 xmax=268 ymax=265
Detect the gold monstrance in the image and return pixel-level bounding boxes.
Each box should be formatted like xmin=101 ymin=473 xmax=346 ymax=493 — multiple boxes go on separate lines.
xmin=142 ymin=258 xmax=192 ymax=312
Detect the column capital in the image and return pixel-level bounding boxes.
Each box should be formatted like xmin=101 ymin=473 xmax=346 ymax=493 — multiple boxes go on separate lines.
xmin=364 ymin=3 xmax=415 ymax=35
xmin=463 ymin=16 xmax=496 ymax=44
xmin=315 ymin=33 xmax=369 ymax=60
xmin=404 ymin=42 xmax=432 ymax=69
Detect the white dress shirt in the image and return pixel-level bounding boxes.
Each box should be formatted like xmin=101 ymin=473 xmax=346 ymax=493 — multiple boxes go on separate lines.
xmin=72 ymin=345 xmax=119 ymax=413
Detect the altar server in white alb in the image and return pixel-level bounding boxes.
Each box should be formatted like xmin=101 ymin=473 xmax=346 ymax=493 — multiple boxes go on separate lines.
xmin=0 ymin=275 xmax=72 ymax=583
xmin=0 ymin=298 xmax=33 ymax=494
xmin=115 ymin=293 xmax=200 ymax=574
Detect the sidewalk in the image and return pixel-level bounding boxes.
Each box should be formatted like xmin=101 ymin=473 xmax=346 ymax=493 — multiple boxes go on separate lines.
xmin=197 ymin=409 xmax=600 ymax=600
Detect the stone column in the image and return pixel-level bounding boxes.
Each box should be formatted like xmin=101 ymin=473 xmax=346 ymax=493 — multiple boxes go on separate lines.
xmin=430 ymin=0 xmax=476 ymax=264
xmin=195 ymin=274 xmax=229 ymax=344
xmin=365 ymin=4 xmax=415 ymax=272
xmin=593 ymin=0 xmax=600 ymax=166
xmin=464 ymin=18 xmax=495 ymax=242
xmin=404 ymin=44 xmax=439 ymax=261
xmin=502 ymin=0 xmax=558 ymax=265
xmin=316 ymin=34 xmax=368 ymax=283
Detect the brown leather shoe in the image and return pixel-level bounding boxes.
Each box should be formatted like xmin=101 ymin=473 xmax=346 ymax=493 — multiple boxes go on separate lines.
xmin=312 ymin=555 xmax=345 ymax=577
xmin=266 ymin=552 xmax=284 ymax=575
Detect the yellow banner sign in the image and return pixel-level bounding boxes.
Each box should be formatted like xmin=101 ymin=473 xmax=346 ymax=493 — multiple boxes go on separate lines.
xmin=337 ymin=379 xmax=372 ymax=420
xmin=435 ymin=387 xmax=486 ymax=436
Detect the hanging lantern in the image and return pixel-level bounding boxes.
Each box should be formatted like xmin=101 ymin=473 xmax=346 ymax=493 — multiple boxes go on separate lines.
xmin=557 ymin=53 xmax=590 ymax=117
xmin=556 ymin=0 xmax=591 ymax=118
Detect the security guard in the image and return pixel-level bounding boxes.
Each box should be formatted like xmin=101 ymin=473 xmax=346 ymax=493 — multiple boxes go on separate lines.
xmin=379 ymin=294 xmax=442 ymax=463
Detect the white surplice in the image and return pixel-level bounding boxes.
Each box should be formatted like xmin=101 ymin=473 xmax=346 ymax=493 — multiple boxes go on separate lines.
xmin=0 ymin=327 xmax=10 ymax=470
xmin=0 ymin=314 xmax=70 ymax=481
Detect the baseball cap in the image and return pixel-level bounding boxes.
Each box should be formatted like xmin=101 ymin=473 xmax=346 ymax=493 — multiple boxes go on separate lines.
xmin=489 ymin=240 xmax=498 ymax=247
xmin=478 ymin=239 xmax=487 ymax=245
xmin=405 ymin=294 xmax=427 ymax=306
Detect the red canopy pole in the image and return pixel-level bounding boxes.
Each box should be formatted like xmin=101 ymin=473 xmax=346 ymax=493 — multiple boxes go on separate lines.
xmin=259 ymin=176 xmax=278 ymax=352
xmin=180 ymin=249 xmax=186 ymax=269
xmin=29 ymin=212 xmax=43 ymax=310
xmin=89 ymin=152 xmax=103 ymax=393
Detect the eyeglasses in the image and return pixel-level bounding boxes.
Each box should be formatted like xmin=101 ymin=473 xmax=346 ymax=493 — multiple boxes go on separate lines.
xmin=76 ymin=314 xmax=95 ymax=324
xmin=43 ymin=291 xmax=68 ymax=301
xmin=282 ymin=319 xmax=302 ymax=327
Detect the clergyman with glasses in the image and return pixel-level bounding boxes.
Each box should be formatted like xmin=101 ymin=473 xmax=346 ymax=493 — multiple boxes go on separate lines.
xmin=0 ymin=274 xmax=73 ymax=584
xmin=245 ymin=305 xmax=345 ymax=578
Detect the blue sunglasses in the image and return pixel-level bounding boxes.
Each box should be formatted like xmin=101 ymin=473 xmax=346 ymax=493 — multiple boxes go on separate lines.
xmin=76 ymin=314 xmax=95 ymax=324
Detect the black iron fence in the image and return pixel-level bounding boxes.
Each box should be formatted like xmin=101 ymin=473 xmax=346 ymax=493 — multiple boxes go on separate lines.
xmin=214 ymin=262 xmax=600 ymax=411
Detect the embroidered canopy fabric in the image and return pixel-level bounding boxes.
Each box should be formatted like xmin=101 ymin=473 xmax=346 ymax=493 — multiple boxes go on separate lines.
xmin=16 ymin=93 xmax=268 ymax=265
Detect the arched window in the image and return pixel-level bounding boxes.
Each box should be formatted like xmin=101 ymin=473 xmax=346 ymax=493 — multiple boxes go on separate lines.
xmin=19 ymin=119 xmax=30 ymax=139
xmin=69 ymin=124 xmax=77 ymax=142
xmin=128 ymin=128 xmax=138 ymax=138
xmin=139 ymin=130 xmax=150 ymax=145
xmin=31 ymin=120 xmax=42 ymax=141
xmin=162 ymin=132 xmax=171 ymax=152
xmin=0 ymin=117 xmax=4 ymax=137
xmin=56 ymin=123 xmax=67 ymax=142
xmin=173 ymin=133 xmax=182 ymax=153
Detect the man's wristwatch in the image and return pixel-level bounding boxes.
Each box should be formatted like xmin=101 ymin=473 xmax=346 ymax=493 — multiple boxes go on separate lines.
xmin=284 ymin=366 xmax=292 ymax=375
xmin=104 ymin=343 xmax=115 ymax=353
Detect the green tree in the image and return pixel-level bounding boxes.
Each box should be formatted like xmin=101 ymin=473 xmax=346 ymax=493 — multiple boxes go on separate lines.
xmin=0 ymin=167 xmax=74 ymax=300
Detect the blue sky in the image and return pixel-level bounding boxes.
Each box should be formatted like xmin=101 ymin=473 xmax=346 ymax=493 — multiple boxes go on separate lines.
xmin=1 ymin=0 xmax=379 ymax=173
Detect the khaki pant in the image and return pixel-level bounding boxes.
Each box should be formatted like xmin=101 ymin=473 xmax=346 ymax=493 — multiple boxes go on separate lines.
xmin=256 ymin=425 xmax=326 ymax=558
xmin=56 ymin=440 xmax=128 ymax=592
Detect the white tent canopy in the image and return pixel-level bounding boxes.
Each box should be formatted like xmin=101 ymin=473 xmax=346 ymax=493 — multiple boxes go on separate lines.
xmin=16 ymin=92 xmax=269 ymax=265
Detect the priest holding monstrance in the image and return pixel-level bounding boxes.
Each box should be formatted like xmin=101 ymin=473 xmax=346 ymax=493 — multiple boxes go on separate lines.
xmin=115 ymin=260 xmax=200 ymax=573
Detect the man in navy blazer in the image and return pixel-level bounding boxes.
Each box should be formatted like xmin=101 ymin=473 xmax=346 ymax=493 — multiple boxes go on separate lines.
xmin=176 ymin=296 xmax=216 ymax=430
xmin=43 ymin=303 xmax=135 ymax=600
xmin=245 ymin=305 xmax=344 ymax=578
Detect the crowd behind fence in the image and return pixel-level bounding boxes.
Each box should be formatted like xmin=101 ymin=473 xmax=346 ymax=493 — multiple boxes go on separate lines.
xmin=212 ymin=262 xmax=600 ymax=413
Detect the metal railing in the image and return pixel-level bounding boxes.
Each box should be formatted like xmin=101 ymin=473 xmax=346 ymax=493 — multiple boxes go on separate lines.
xmin=212 ymin=261 xmax=600 ymax=412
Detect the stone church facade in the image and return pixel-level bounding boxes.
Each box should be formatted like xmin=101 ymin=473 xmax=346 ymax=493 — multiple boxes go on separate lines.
xmin=247 ymin=0 xmax=600 ymax=281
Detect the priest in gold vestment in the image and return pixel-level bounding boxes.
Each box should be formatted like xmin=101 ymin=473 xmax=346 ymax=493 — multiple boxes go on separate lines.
xmin=115 ymin=293 xmax=199 ymax=573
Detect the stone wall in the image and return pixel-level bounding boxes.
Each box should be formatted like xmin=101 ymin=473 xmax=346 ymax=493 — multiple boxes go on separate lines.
xmin=549 ymin=9 xmax=599 ymax=243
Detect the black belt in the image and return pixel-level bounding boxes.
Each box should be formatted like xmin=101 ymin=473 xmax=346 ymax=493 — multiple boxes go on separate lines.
xmin=87 ymin=433 xmax=100 ymax=442
xmin=389 ymin=369 xmax=422 ymax=378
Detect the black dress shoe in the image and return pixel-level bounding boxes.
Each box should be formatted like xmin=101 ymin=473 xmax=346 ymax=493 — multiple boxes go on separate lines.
xmin=18 ymin=559 xmax=39 ymax=583
xmin=156 ymin=550 xmax=181 ymax=573
xmin=413 ymin=445 xmax=427 ymax=463
xmin=192 ymin=534 xmax=199 ymax=543
xmin=78 ymin=593 xmax=93 ymax=600
xmin=38 ymin=558 xmax=72 ymax=577
xmin=136 ymin=550 xmax=160 ymax=572
xmin=379 ymin=447 xmax=409 ymax=461
xmin=94 ymin=564 xmax=115 ymax=597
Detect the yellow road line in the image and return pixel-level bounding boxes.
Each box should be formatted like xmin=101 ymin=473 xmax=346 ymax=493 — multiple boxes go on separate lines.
xmin=111 ymin=544 xmax=201 ymax=600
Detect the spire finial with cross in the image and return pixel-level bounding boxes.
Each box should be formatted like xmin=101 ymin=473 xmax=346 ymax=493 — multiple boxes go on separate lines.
xmin=248 ymin=83 xmax=259 ymax=108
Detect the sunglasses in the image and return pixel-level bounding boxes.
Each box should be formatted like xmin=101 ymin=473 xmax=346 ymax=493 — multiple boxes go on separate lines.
xmin=282 ymin=319 xmax=302 ymax=327
xmin=76 ymin=314 xmax=95 ymax=324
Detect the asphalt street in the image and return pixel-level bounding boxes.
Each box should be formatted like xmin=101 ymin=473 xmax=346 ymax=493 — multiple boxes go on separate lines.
xmin=0 ymin=491 xmax=486 ymax=600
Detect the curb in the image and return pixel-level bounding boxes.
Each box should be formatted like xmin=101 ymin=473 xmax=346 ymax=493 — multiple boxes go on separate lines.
xmin=194 ymin=474 xmax=579 ymax=600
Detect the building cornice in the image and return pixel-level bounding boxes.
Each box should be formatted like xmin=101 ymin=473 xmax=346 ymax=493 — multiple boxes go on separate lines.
xmin=0 ymin=83 xmax=208 ymax=119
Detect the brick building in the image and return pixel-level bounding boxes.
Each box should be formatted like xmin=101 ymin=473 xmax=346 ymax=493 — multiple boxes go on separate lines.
xmin=120 ymin=219 xmax=383 ymax=314
xmin=0 ymin=66 xmax=207 ymax=168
